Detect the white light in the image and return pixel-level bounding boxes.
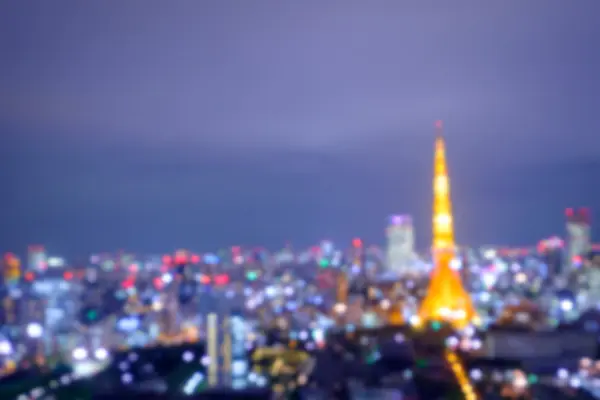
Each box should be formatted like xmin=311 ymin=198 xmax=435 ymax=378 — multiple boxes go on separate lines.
xmin=450 ymin=258 xmax=462 ymax=271
xmin=446 ymin=336 xmax=459 ymax=348
xmin=570 ymin=377 xmax=581 ymax=388
xmin=119 ymin=361 xmax=129 ymax=371
xmin=31 ymin=387 xmax=44 ymax=398
xmin=232 ymin=360 xmax=248 ymax=376
xmin=121 ymin=372 xmax=133 ymax=384
xmin=182 ymin=351 xmax=194 ymax=363
xmin=470 ymin=369 xmax=483 ymax=381
xmin=557 ymin=368 xmax=569 ymax=379
xmin=0 ymin=340 xmax=12 ymax=355
xmin=333 ymin=303 xmax=347 ymax=314
xmin=298 ymin=331 xmax=309 ymax=341
xmin=26 ymin=323 xmax=43 ymax=338
xmin=128 ymin=352 xmax=138 ymax=362
xmin=94 ymin=348 xmax=108 ymax=360
xmin=463 ymin=325 xmax=475 ymax=337
xmin=183 ymin=372 xmax=205 ymax=395
xmin=380 ymin=299 xmax=391 ymax=310
xmin=560 ymin=300 xmax=574 ymax=312
xmin=72 ymin=347 xmax=88 ymax=361
xmin=161 ymin=273 xmax=173 ymax=284
xmin=200 ymin=355 xmax=211 ymax=366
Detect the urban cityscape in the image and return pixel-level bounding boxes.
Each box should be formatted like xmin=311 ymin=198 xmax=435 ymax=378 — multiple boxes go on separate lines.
xmin=4 ymin=2 xmax=600 ymax=400
xmin=1 ymin=126 xmax=599 ymax=399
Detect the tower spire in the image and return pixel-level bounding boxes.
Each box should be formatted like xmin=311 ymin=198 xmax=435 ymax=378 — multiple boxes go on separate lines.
xmin=418 ymin=122 xmax=477 ymax=329
xmin=432 ymin=121 xmax=454 ymax=254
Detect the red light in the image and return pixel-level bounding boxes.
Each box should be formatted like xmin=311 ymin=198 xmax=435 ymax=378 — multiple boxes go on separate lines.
xmin=160 ymin=265 xmax=169 ymax=273
xmin=63 ymin=271 xmax=73 ymax=280
xmin=129 ymin=264 xmax=138 ymax=273
xmin=24 ymin=272 xmax=34 ymax=281
xmin=190 ymin=254 xmax=201 ymax=264
xmin=566 ymin=208 xmax=574 ymax=217
xmin=214 ymin=274 xmax=229 ymax=285
xmin=153 ymin=277 xmax=163 ymax=289
xmin=352 ymin=238 xmax=362 ymax=248
xmin=162 ymin=255 xmax=172 ymax=265
xmin=121 ymin=277 xmax=135 ymax=289
xmin=231 ymin=246 xmax=241 ymax=254
xmin=199 ymin=275 xmax=211 ymax=284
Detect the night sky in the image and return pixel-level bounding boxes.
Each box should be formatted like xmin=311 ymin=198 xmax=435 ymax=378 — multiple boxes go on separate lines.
xmin=1 ymin=2 xmax=599 ymax=256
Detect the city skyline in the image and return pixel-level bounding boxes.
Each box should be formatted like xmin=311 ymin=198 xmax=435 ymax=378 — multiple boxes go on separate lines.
xmin=1 ymin=2 xmax=599 ymax=254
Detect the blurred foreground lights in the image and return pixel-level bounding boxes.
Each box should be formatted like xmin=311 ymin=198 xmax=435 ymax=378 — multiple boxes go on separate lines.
xmin=333 ymin=303 xmax=347 ymax=314
xmin=297 ymin=374 xmax=308 ymax=385
xmin=200 ymin=355 xmax=210 ymax=366
xmin=570 ymin=377 xmax=581 ymax=388
xmin=94 ymin=348 xmax=108 ymax=360
xmin=128 ymin=352 xmax=139 ymax=362
xmin=30 ymin=387 xmax=44 ymax=398
xmin=182 ymin=350 xmax=194 ymax=363
xmin=72 ymin=347 xmax=88 ymax=361
xmin=26 ymin=323 xmax=43 ymax=338
xmin=470 ymin=368 xmax=483 ymax=381
xmin=409 ymin=315 xmax=421 ymax=327
xmin=561 ymin=300 xmax=574 ymax=312
xmin=463 ymin=325 xmax=475 ymax=337
xmin=445 ymin=336 xmax=459 ymax=349
xmin=0 ymin=340 xmax=12 ymax=355
xmin=557 ymin=368 xmax=569 ymax=380
xmin=121 ymin=372 xmax=133 ymax=384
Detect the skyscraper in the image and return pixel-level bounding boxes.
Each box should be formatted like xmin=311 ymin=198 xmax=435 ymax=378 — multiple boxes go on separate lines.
xmin=27 ymin=245 xmax=47 ymax=272
xmin=566 ymin=208 xmax=591 ymax=271
xmin=386 ymin=215 xmax=415 ymax=275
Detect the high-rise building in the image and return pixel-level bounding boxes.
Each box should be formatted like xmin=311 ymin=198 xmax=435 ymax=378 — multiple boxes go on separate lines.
xmin=27 ymin=245 xmax=47 ymax=272
xmin=537 ymin=236 xmax=565 ymax=278
xmin=566 ymin=208 xmax=591 ymax=270
xmin=386 ymin=215 xmax=415 ymax=275
xmin=2 ymin=253 xmax=21 ymax=286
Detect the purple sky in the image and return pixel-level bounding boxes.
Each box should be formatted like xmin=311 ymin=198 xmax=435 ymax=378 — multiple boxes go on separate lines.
xmin=1 ymin=1 xmax=599 ymax=255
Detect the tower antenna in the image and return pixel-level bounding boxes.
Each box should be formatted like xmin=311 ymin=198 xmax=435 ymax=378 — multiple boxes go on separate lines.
xmin=435 ymin=120 xmax=443 ymax=137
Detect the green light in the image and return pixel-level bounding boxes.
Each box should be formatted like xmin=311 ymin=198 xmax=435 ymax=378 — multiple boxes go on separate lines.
xmin=527 ymin=374 xmax=538 ymax=384
xmin=431 ymin=321 xmax=441 ymax=331
xmin=246 ymin=271 xmax=258 ymax=281
xmin=319 ymin=259 xmax=329 ymax=268
xmin=87 ymin=310 xmax=98 ymax=320
xmin=416 ymin=358 xmax=428 ymax=368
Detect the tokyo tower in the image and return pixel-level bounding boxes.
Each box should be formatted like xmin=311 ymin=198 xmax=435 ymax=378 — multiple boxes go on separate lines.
xmin=418 ymin=121 xmax=477 ymax=329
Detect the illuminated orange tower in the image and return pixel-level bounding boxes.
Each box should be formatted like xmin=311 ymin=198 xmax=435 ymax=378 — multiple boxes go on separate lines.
xmin=419 ymin=121 xmax=477 ymax=329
